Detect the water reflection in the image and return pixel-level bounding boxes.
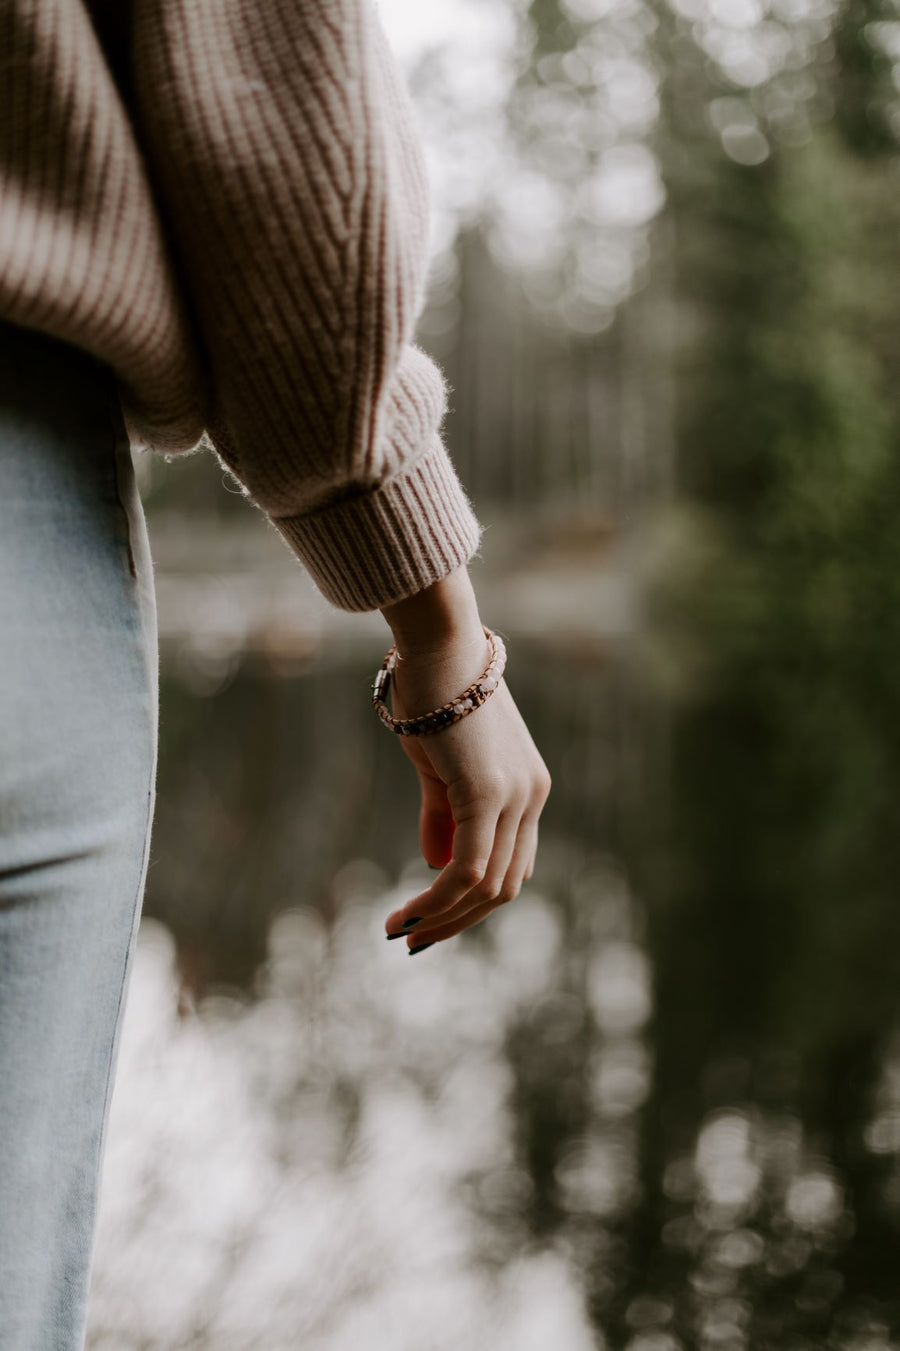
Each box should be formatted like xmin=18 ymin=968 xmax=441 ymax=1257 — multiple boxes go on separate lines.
xmin=88 ymin=884 xmax=607 ymax=1349
xmin=85 ymin=629 xmax=900 ymax=1347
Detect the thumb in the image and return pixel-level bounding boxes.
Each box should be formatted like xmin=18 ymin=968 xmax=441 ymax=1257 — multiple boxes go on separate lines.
xmin=418 ymin=769 xmax=455 ymax=869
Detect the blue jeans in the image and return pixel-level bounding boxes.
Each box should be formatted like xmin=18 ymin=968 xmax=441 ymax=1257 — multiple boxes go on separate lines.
xmin=0 ymin=324 xmax=158 ymax=1350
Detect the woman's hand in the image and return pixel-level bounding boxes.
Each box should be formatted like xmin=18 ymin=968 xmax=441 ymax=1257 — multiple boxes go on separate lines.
xmin=379 ymin=569 xmax=551 ymax=953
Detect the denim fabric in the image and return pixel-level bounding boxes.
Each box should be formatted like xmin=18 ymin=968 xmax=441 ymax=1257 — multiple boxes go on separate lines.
xmin=0 ymin=324 xmax=158 ymax=1350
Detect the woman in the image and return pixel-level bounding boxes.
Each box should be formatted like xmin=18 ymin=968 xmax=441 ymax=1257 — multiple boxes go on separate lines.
xmin=0 ymin=1 xmax=550 ymax=1348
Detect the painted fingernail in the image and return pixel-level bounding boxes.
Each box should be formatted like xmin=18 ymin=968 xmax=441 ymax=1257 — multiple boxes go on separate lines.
xmin=408 ymin=942 xmax=435 ymax=956
xmin=401 ymin=916 xmax=423 ymax=930
xmin=385 ymin=932 xmax=405 ymax=941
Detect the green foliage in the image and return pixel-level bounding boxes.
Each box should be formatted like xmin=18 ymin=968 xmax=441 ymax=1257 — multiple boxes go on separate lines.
xmin=656 ymin=0 xmax=900 ymax=656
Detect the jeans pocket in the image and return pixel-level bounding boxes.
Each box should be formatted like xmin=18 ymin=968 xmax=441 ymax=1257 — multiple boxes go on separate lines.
xmin=104 ymin=384 xmax=160 ymax=715
xmin=107 ymin=390 xmax=139 ymax=580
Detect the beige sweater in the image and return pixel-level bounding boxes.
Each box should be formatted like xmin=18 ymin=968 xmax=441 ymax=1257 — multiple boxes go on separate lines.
xmin=0 ymin=1 xmax=482 ymax=611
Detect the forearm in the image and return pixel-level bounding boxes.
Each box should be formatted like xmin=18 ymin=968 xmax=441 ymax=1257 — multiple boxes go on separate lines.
xmin=379 ymin=567 xmax=485 ymax=657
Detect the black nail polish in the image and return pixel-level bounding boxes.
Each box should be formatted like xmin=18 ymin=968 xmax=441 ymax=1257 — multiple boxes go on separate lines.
xmin=401 ymin=916 xmax=423 ymax=930
xmin=385 ymin=932 xmax=405 ymax=940
xmin=408 ymin=941 xmax=435 ymax=956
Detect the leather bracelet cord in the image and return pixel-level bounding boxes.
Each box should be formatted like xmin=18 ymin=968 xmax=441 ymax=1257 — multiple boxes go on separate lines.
xmin=372 ymin=626 xmax=507 ymax=736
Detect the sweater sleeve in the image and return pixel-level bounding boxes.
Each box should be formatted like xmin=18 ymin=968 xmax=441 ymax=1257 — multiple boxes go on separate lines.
xmin=128 ymin=0 xmax=482 ymax=612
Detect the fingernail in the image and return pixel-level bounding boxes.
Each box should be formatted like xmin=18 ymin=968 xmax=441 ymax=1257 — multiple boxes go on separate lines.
xmin=401 ymin=916 xmax=423 ymax=930
xmin=385 ymin=932 xmax=405 ymax=941
xmin=428 ymin=864 xmax=442 ymax=871
xmin=408 ymin=942 xmax=435 ymax=956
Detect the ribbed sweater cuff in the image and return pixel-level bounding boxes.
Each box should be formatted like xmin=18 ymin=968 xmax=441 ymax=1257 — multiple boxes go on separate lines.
xmin=269 ymin=437 xmax=482 ymax=612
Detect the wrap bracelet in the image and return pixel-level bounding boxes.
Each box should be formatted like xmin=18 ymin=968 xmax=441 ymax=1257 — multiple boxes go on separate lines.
xmin=372 ymin=626 xmax=507 ymax=736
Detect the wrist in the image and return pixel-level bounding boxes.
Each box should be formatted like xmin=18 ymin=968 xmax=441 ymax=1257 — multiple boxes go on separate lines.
xmin=373 ymin=627 xmax=506 ymax=735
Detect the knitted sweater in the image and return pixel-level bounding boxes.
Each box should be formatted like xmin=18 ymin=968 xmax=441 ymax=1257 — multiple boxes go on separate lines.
xmin=0 ymin=1 xmax=482 ymax=611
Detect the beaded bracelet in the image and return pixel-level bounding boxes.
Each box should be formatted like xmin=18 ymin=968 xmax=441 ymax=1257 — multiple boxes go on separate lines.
xmin=372 ymin=626 xmax=507 ymax=736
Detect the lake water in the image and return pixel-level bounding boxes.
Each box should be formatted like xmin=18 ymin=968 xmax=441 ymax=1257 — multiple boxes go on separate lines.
xmin=86 ymin=551 xmax=900 ymax=1350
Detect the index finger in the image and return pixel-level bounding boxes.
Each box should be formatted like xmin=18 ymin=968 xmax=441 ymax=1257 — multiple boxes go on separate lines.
xmin=385 ymin=812 xmax=498 ymax=935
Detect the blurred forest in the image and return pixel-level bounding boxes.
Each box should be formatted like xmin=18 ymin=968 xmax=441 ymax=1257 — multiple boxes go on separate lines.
xmin=144 ymin=0 xmax=900 ymax=571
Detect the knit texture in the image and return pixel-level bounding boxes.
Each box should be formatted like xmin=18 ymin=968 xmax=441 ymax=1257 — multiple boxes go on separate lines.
xmin=0 ymin=0 xmax=482 ymax=611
